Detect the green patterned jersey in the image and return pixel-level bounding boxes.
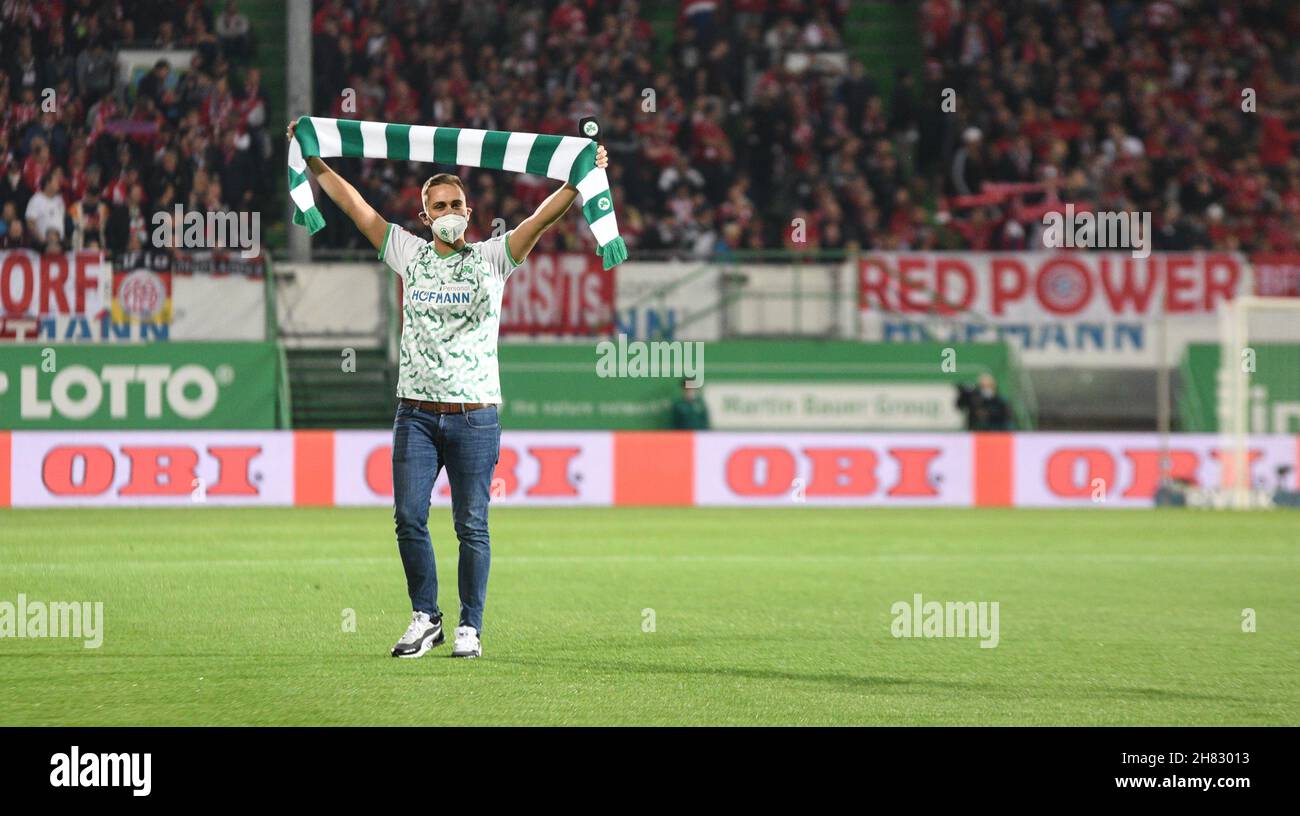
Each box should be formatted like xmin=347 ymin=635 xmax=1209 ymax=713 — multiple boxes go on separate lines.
xmin=379 ymin=223 xmax=521 ymax=403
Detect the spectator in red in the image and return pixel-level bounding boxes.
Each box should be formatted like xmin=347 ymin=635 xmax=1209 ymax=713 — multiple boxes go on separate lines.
xmin=21 ymin=137 xmax=50 ymax=192
xmin=550 ymin=1 xmax=588 ymax=37
xmin=313 ymin=0 xmax=354 ymax=37
xmin=1259 ymin=108 xmax=1296 ymax=170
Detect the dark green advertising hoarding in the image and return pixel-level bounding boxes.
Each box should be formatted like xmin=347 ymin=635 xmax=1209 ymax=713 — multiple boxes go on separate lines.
xmin=499 ymin=340 xmax=1031 ymax=430
xmin=0 ymin=343 xmax=282 ymax=429
xmin=1179 ymin=343 xmax=1300 ymax=433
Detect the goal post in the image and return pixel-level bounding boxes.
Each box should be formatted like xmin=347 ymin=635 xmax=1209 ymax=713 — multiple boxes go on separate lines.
xmin=1218 ymin=295 xmax=1300 ymax=508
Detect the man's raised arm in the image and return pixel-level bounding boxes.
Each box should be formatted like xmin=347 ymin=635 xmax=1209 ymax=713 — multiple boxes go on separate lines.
xmin=286 ymin=121 xmax=388 ymax=251
xmin=507 ymin=144 xmax=609 ymax=265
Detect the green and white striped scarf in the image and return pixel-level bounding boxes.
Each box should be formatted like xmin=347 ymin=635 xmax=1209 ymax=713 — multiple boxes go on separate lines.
xmin=288 ymin=116 xmax=627 ymax=269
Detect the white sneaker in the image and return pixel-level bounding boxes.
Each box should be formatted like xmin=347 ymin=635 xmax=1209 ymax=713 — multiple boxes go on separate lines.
xmin=391 ymin=611 xmax=444 ymax=658
xmin=451 ymin=625 xmax=481 ymax=658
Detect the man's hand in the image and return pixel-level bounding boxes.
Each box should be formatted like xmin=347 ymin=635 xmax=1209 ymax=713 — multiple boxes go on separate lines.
xmin=287 ymin=119 xmax=387 ymax=250
xmin=507 ymin=144 xmax=610 ymax=265
xmin=287 ymin=120 xmax=326 ymax=175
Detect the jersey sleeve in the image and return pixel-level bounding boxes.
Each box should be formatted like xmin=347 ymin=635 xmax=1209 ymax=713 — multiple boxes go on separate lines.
xmin=378 ymin=223 xmax=425 ymax=276
xmin=478 ymin=230 xmax=524 ymax=282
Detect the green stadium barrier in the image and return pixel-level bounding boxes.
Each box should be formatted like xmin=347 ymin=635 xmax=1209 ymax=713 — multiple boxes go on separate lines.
xmin=499 ymin=339 xmax=1032 ymax=430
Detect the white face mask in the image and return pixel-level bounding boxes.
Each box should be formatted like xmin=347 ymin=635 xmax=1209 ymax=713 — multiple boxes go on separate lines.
xmin=430 ymin=213 xmax=467 ymax=244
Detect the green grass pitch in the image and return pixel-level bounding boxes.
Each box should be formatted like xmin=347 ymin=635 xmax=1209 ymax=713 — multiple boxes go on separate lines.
xmin=1 ymin=507 xmax=1296 ymax=726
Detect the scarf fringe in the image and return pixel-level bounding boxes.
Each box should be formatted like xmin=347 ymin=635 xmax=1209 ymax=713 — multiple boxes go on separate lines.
xmin=293 ymin=205 xmax=326 ymax=235
xmin=597 ymin=236 xmax=628 ymax=269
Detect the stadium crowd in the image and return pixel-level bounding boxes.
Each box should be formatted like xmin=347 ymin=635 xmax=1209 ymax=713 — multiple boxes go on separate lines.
xmin=307 ymin=0 xmax=863 ymax=255
xmin=0 ymin=0 xmax=269 ymax=255
xmin=2 ymin=0 xmax=1297 ymax=259
xmin=917 ymin=0 xmax=1300 ymax=254
xmin=308 ymin=0 xmax=1300 ymax=257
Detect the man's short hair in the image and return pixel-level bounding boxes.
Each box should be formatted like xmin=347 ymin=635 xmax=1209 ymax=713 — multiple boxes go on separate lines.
xmin=421 ymin=173 xmax=467 ymax=202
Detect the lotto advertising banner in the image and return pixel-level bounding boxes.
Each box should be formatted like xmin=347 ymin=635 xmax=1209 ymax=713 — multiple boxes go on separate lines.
xmin=3 ymin=430 xmax=1296 ymax=508
xmin=0 ymin=343 xmax=280 ymax=429
xmin=858 ymin=252 xmax=1247 ymax=367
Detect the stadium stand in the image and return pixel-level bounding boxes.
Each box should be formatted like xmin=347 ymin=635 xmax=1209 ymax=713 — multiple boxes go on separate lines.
xmin=0 ymin=0 xmax=271 ymax=254
xmin=919 ymin=0 xmax=1300 ymax=254
xmin=5 ymin=1 xmax=1294 ymax=258
xmin=298 ymin=0 xmax=1298 ymax=259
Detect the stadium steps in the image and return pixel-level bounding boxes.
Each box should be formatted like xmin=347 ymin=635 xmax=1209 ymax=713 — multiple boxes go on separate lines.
xmin=846 ymin=1 xmax=923 ymax=114
xmin=243 ymin=0 xmax=286 ymax=124
xmin=245 ymin=0 xmax=289 ymax=250
xmin=646 ymin=2 xmax=678 ymax=67
xmin=285 ymin=348 xmax=396 ymax=429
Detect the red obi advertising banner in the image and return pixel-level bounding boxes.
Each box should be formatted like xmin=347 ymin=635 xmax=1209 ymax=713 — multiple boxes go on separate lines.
xmin=690 ymin=433 xmax=974 ymax=506
xmin=325 ymin=430 xmax=613 ymax=506
xmin=5 ymin=431 xmax=295 ymax=506
xmin=2 ymin=430 xmax=1296 ymax=508
xmin=1009 ymin=433 xmax=1299 ymax=507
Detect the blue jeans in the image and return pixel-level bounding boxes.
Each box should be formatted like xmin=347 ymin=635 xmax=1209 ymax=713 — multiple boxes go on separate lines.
xmin=391 ymin=401 xmax=500 ymax=633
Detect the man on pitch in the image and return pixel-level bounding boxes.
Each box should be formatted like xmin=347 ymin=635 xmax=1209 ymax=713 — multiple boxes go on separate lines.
xmin=286 ymin=121 xmax=609 ymax=659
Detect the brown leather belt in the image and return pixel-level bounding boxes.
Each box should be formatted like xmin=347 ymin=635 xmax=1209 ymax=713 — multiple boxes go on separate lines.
xmin=401 ymin=398 xmax=491 ymax=414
